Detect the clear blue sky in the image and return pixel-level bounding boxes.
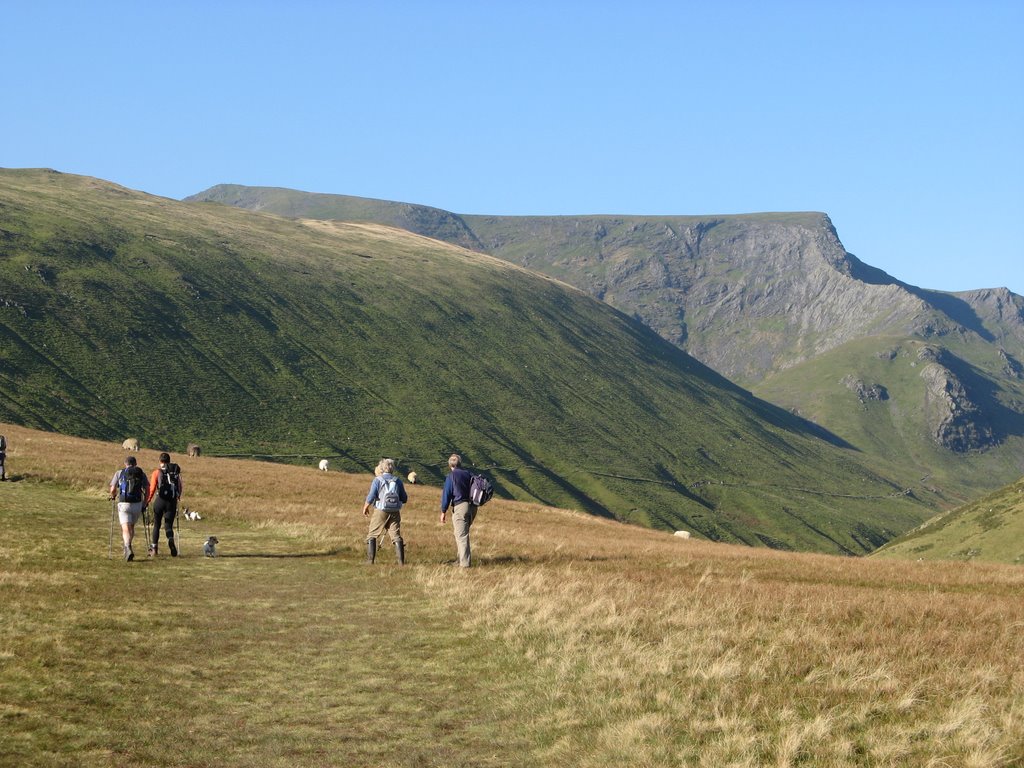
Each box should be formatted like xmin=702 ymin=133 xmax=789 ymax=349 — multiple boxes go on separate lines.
xmin=4 ymin=1 xmax=1022 ymax=294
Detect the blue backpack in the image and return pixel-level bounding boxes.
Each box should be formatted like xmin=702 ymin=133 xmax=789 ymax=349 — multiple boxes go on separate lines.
xmin=118 ymin=467 xmax=145 ymax=503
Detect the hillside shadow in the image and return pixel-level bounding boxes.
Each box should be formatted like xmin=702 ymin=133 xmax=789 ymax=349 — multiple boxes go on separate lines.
xmin=907 ymin=287 xmax=995 ymax=342
xmin=838 ymin=251 xmax=996 ymax=343
xmin=745 ymin=396 xmax=859 ymax=451
xmin=944 ymin=353 xmax=1024 ymax=444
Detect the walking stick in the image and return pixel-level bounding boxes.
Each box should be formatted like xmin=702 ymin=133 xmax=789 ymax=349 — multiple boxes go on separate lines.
xmin=108 ymin=500 xmax=116 ymax=559
xmin=142 ymin=505 xmax=151 ymax=551
xmin=175 ymin=506 xmax=181 ymax=557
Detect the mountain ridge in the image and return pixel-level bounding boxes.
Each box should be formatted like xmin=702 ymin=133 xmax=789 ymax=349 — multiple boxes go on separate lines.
xmin=188 ymin=184 xmax=1024 ymax=508
xmin=1 ymin=168 xmax=934 ymax=554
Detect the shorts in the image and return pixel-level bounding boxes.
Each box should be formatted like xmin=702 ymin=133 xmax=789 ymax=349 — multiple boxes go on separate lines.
xmin=117 ymin=501 xmax=144 ymax=525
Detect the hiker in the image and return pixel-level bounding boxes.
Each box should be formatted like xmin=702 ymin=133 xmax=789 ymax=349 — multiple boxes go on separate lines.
xmin=109 ymin=456 xmax=148 ymax=561
xmin=362 ymin=458 xmax=408 ymax=565
xmin=145 ymin=452 xmax=182 ymax=557
xmin=439 ymin=453 xmax=477 ymax=568
xmin=0 ymin=434 xmax=7 ymax=481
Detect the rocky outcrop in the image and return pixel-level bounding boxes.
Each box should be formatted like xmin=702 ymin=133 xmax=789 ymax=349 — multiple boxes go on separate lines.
xmin=841 ymin=375 xmax=889 ymax=403
xmin=917 ymin=347 xmax=995 ymax=453
xmin=1000 ymin=348 xmax=1023 ymax=379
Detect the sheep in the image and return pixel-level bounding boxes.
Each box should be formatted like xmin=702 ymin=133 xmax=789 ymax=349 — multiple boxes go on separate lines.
xmin=673 ymin=530 xmax=691 ymax=540
xmin=122 ymin=438 xmax=140 ymax=451
xmin=407 ymin=471 xmax=418 ymax=484
xmin=318 ymin=459 xmax=329 ymax=471
xmin=187 ymin=443 xmax=202 ymax=458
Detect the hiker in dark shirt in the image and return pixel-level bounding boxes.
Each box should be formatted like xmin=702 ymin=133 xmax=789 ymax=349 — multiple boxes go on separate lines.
xmin=0 ymin=434 xmax=7 ymax=481
xmin=145 ymin=452 xmax=182 ymax=557
xmin=439 ymin=453 xmax=477 ymax=567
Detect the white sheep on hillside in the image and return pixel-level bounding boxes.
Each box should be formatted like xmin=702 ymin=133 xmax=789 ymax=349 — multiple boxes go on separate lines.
xmin=674 ymin=530 xmax=691 ymax=540
xmin=122 ymin=438 xmax=140 ymax=451
xmin=407 ymin=471 xmax=418 ymax=484
xmin=318 ymin=459 xmax=329 ymax=471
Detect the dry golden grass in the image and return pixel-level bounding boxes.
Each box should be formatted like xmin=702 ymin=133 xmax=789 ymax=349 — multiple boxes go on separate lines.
xmin=3 ymin=420 xmax=1023 ymax=767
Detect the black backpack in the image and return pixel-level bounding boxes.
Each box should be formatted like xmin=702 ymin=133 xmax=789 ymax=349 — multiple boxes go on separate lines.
xmin=157 ymin=464 xmax=181 ymax=501
xmin=118 ymin=467 xmax=146 ymax=503
xmin=469 ymin=474 xmax=494 ymax=506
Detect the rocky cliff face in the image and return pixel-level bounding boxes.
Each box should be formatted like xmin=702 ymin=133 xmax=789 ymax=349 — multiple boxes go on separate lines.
xmin=915 ymin=346 xmax=996 ymax=452
xmin=462 ymin=212 xmax=959 ymax=386
xmin=956 ymin=287 xmax=1024 ymax=351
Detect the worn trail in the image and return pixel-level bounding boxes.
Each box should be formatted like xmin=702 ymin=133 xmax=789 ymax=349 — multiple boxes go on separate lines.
xmin=0 ymin=481 xmax=533 ymax=768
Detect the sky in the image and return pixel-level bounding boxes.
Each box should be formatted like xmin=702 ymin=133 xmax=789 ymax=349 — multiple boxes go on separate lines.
xmin=3 ymin=1 xmax=1022 ymax=294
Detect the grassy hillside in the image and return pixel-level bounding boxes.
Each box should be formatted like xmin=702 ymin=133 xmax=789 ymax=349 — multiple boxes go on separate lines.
xmin=186 ymin=183 xmax=482 ymax=250
xmin=753 ymin=336 xmax=1024 ymax=506
xmin=1 ymin=426 xmax=1021 ymax=766
xmin=0 ymin=170 xmax=936 ymax=554
xmin=872 ymin=475 xmax=1024 ymax=564
xmin=188 ymin=184 xmax=1024 ymax=517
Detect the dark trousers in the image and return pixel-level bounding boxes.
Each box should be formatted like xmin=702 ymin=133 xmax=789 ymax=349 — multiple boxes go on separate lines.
xmin=151 ymin=497 xmax=177 ymax=546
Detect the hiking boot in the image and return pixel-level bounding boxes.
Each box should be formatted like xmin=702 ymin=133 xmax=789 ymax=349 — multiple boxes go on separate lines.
xmin=124 ymin=545 xmax=134 ymax=562
xmin=367 ymin=538 xmax=377 ymax=564
xmin=168 ymin=539 xmax=178 ymax=557
xmin=395 ymin=540 xmax=405 ymax=565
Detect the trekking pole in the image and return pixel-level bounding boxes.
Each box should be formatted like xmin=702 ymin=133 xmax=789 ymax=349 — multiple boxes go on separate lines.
xmin=108 ymin=500 xmax=116 ymax=559
xmin=142 ymin=506 xmax=151 ymax=552
xmin=175 ymin=505 xmax=182 ymax=557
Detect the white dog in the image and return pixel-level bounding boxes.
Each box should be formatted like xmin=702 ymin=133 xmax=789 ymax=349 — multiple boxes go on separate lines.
xmin=204 ymin=536 xmax=219 ymax=557
xmin=182 ymin=507 xmax=202 ymax=521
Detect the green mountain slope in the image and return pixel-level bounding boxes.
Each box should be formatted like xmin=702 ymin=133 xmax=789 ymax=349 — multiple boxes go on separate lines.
xmin=188 ymin=185 xmax=1024 ymax=514
xmin=753 ymin=336 xmax=1024 ymax=506
xmin=0 ymin=169 xmax=935 ymax=554
xmin=872 ymin=476 xmax=1024 ymax=564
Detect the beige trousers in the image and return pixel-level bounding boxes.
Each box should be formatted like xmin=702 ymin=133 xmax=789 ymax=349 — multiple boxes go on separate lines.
xmin=452 ymin=502 xmax=477 ymax=567
xmin=366 ymin=508 xmax=403 ymax=544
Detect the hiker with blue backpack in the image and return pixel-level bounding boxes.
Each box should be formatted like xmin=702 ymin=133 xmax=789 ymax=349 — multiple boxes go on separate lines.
xmin=362 ymin=458 xmax=408 ymax=565
xmin=108 ymin=455 xmax=149 ymax=562
xmin=439 ymin=453 xmax=493 ymax=568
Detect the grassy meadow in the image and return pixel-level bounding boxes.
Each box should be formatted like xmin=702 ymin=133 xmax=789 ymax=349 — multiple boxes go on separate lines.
xmin=1 ymin=421 xmax=1022 ymax=767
